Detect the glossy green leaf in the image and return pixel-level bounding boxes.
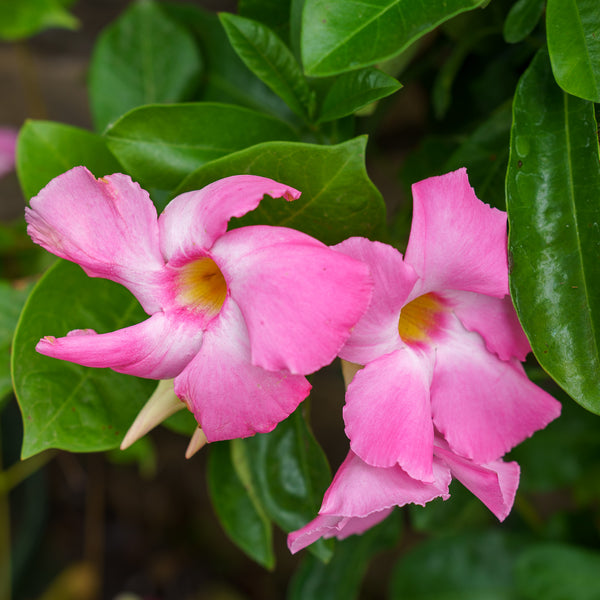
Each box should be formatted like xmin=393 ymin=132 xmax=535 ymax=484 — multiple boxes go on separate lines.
xmin=208 ymin=441 xmax=274 ymax=569
xmin=16 ymin=120 xmax=122 ymax=201
xmin=164 ymin=4 xmax=292 ymax=121
xmin=0 ymin=0 xmax=77 ymax=41
xmin=0 ymin=281 xmax=30 ymax=402
xmin=317 ymin=68 xmax=402 ymax=123
xmin=516 ymin=544 xmax=600 ymax=600
xmin=219 ymin=13 xmax=314 ymax=120
xmin=506 ymin=50 xmax=600 ymax=414
xmin=233 ymin=407 xmax=333 ymax=562
xmin=104 ymin=103 xmax=298 ymax=191
xmin=503 ymin=0 xmax=545 ymax=43
xmin=176 ymin=137 xmax=385 ymax=245
xmin=288 ymin=511 xmax=401 ymax=600
xmin=89 ymin=0 xmax=203 ymax=132
xmin=389 ymin=530 xmax=523 ymax=599
xmin=12 ymin=260 xmax=155 ymax=458
xmin=301 ymin=0 xmax=488 ymax=76
xmin=547 ymin=0 xmax=600 ymax=102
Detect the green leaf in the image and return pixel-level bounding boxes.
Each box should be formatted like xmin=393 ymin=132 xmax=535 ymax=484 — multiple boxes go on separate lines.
xmin=12 ymin=260 xmax=155 ymax=458
xmin=234 ymin=407 xmax=333 ymax=562
xmin=0 ymin=0 xmax=78 ymax=41
xmin=208 ymin=441 xmax=275 ymax=569
xmin=288 ymin=511 xmax=401 ymax=600
xmin=88 ymin=0 xmax=203 ymax=132
xmin=516 ymin=544 xmax=600 ymax=600
xmin=16 ymin=120 xmax=122 ymax=201
xmin=389 ymin=530 xmax=523 ymax=599
xmin=301 ymin=0 xmax=489 ymax=77
xmin=547 ymin=0 xmax=600 ymax=102
xmin=219 ymin=13 xmax=314 ymax=121
xmin=164 ymin=4 xmax=292 ymax=121
xmin=176 ymin=137 xmax=385 ymax=246
xmin=503 ymin=0 xmax=545 ymax=44
xmin=506 ymin=50 xmax=600 ymax=414
xmin=104 ymin=103 xmax=299 ymax=191
xmin=238 ymin=0 xmax=291 ymax=41
xmin=0 ymin=281 xmax=30 ymax=403
xmin=317 ymin=68 xmax=402 ymax=123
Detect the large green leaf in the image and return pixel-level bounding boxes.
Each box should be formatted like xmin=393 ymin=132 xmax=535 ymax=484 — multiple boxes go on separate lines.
xmin=88 ymin=0 xmax=203 ymax=132
xmin=12 ymin=260 xmax=155 ymax=458
xmin=233 ymin=407 xmax=333 ymax=562
xmin=317 ymin=68 xmax=402 ymax=123
xmin=16 ymin=121 xmax=122 ymax=201
xmin=0 ymin=0 xmax=77 ymax=41
xmin=208 ymin=441 xmax=274 ymax=569
xmin=288 ymin=512 xmax=401 ymax=599
xmin=506 ymin=50 xmax=600 ymax=414
xmin=104 ymin=103 xmax=299 ymax=191
xmin=389 ymin=530 xmax=524 ymax=599
xmin=516 ymin=544 xmax=600 ymax=600
xmin=175 ymin=137 xmax=385 ymax=246
xmin=547 ymin=0 xmax=600 ymax=102
xmin=219 ymin=13 xmax=314 ymax=120
xmin=238 ymin=0 xmax=291 ymax=41
xmin=300 ymin=0 xmax=488 ymax=76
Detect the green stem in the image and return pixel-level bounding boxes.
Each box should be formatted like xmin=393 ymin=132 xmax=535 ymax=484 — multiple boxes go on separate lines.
xmin=0 ymin=438 xmax=10 ymax=600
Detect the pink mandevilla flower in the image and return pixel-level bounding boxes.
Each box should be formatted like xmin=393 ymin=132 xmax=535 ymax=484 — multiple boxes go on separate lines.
xmin=0 ymin=127 xmax=18 ymax=178
xmin=288 ymin=168 xmax=561 ymax=553
xmin=25 ymin=167 xmax=372 ymax=442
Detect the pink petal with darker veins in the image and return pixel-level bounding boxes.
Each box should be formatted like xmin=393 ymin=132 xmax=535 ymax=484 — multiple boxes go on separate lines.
xmin=213 ymin=225 xmax=372 ymax=375
xmin=333 ymin=237 xmax=416 ymax=365
xmin=445 ymin=290 xmax=531 ymax=361
xmin=431 ymin=325 xmax=561 ymax=464
xmin=36 ymin=311 xmax=204 ymax=379
xmin=405 ymin=168 xmax=509 ymax=300
xmin=25 ymin=167 xmax=166 ymax=314
xmin=158 ymin=175 xmax=301 ymax=264
xmin=174 ymin=299 xmax=311 ymax=442
xmin=343 ymin=348 xmax=435 ymax=481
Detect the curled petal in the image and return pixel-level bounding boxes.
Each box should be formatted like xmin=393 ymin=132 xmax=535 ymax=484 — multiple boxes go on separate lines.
xmin=36 ymin=312 xmax=204 ymax=379
xmin=159 ymin=175 xmax=301 ymax=263
xmin=434 ymin=443 xmax=520 ymax=522
xmin=0 ymin=127 xmax=17 ymax=178
xmin=343 ymin=349 xmax=435 ymax=481
xmin=214 ymin=225 xmax=373 ymax=374
xmin=25 ymin=167 xmax=166 ymax=313
xmin=405 ymin=168 xmax=509 ymax=299
xmin=287 ymin=510 xmax=392 ymax=554
xmin=333 ymin=237 xmax=416 ymax=364
xmin=174 ymin=300 xmax=311 ymax=442
xmin=445 ymin=290 xmax=531 ymax=361
xmin=431 ymin=326 xmax=561 ymax=463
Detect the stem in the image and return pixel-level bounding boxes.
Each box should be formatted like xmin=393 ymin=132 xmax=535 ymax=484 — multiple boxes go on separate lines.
xmin=0 ymin=437 xmax=10 ymax=600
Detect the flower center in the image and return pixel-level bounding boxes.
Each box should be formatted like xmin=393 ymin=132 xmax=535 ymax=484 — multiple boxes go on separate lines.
xmin=176 ymin=257 xmax=227 ymax=317
xmin=398 ymin=292 xmax=446 ymax=345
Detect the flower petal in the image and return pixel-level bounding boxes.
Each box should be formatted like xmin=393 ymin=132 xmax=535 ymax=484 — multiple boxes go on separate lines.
xmin=405 ymin=168 xmax=509 ymax=299
xmin=320 ymin=451 xmax=451 ymax=517
xmin=431 ymin=326 xmax=561 ymax=463
xmin=434 ymin=442 xmax=520 ymax=522
xmin=174 ymin=299 xmax=311 ymax=442
xmin=343 ymin=349 xmax=435 ymax=481
xmin=214 ymin=225 xmax=373 ymax=374
xmin=445 ymin=290 xmax=531 ymax=361
xmin=0 ymin=127 xmax=17 ymax=178
xmin=36 ymin=312 xmax=203 ymax=379
xmin=333 ymin=237 xmax=416 ymax=364
xmin=287 ymin=510 xmax=392 ymax=554
xmin=25 ymin=167 xmax=165 ymax=313
xmin=158 ymin=175 xmax=301 ymax=263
